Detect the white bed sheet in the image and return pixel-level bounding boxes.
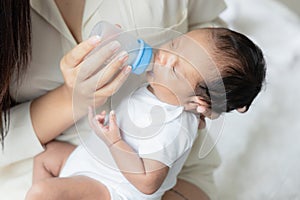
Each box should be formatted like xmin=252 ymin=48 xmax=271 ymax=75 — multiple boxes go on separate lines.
xmin=214 ymin=0 xmax=300 ymax=199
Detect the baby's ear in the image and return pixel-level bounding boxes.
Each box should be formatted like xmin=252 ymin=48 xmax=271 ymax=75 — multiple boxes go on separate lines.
xmin=184 ymin=96 xmax=208 ymax=114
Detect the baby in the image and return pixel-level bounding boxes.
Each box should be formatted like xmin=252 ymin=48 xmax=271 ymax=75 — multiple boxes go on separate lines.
xmin=26 ymin=28 xmax=266 ymax=200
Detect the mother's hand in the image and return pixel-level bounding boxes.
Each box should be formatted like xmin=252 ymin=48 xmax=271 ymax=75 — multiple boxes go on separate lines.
xmin=31 ymin=36 xmax=131 ymax=144
xmin=60 ymin=36 xmax=131 ymax=119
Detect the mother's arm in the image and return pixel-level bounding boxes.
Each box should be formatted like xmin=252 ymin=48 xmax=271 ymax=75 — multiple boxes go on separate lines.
xmin=31 ymin=37 xmax=131 ymax=145
xmin=1 ymin=37 xmax=130 ymax=166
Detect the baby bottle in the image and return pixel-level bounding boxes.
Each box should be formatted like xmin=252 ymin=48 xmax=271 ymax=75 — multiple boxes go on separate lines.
xmin=89 ymin=21 xmax=153 ymax=75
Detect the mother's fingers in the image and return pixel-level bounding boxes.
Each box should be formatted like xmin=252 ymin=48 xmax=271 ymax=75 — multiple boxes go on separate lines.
xmin=77 ymin=41 xmax=121 ymax=80
xmin=91 ymin=51 xmax=129 ymax=89
xmin=94 ymin=66 xmax=131 ymax=98
xmin=60 ymin=36 xmax=101 ymax=70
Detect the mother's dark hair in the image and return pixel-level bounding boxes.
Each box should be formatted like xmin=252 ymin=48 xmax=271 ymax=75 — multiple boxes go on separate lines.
xmin=0 ymin=0 xmax=31 ymax=148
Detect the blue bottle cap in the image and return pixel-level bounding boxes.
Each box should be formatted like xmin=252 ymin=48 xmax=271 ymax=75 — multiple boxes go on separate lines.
xmin=131 ymin=39 xmax=153 ymax=75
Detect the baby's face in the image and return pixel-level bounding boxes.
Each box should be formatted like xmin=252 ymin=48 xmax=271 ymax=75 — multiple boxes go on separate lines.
xmin=146 ymin=30 xmax=216 ymax=106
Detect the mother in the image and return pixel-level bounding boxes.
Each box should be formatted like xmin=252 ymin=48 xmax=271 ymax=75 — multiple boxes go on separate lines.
xmin=0 ymin=0 xmax=227 ymax=199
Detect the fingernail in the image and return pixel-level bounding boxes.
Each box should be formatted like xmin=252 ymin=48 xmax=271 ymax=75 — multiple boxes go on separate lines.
xmin=109 ymin=41 xmax=121 ymax=52
xmin=88 ymin=35 xmax=101 ymax=45
xmin=123 ymin=65 xmax=132 ymax=74
xmin=110 ymin=110 xmax=115 ymax=117
xmin=197 ymin=106 xmax=206 ymax=113
xmin=95 ymin=116 xmax=101 ymax=120
xmin=118 ymin=51 xmax=129 ymax=62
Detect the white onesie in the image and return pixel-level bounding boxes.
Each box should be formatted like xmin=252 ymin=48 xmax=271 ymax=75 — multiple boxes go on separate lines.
xmin=60 ymin=85 xmax=199 ymax=200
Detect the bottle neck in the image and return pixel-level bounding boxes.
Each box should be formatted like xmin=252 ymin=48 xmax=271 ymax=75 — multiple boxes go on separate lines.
xmin=131 ymin=39 xmax=153 ymax=75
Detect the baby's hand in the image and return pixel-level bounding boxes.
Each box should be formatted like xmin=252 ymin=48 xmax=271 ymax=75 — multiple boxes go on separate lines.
xmin=88 ymin=107 xmax=122 ymax=147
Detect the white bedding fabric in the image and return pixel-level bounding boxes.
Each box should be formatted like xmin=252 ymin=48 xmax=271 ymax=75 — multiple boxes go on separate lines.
xmin=214 ymin=0 xmax=300 ymax=199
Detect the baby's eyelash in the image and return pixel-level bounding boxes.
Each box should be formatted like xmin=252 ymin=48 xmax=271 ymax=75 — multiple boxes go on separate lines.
xmin=172 ymin=66 xmax=179 ymax=78
xmin=172 ymin=66 xmax=177 ymax=74
xmin=170 ymin=40 xmax=178 ymax=49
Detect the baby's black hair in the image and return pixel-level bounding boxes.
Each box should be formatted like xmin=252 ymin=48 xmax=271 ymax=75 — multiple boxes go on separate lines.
xmin=195 ymin=28 xmax=266 ymax=113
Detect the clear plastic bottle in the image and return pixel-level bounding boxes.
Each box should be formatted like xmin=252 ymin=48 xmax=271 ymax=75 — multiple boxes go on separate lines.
xmin=89 ymin=21 xmax=153 ymax=75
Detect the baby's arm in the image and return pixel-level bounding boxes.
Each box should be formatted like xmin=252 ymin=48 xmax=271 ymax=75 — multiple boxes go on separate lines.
xmin=88 ymin=108 xmax=169 ymax=195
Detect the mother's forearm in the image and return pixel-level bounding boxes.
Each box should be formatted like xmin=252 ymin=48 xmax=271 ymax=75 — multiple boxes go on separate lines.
xmin=30 ymin=85 xmax=74 ymax=144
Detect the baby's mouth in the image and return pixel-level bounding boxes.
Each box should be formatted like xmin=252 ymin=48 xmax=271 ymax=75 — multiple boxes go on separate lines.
xmin=146 ymin=70 xmax=154 ymax=77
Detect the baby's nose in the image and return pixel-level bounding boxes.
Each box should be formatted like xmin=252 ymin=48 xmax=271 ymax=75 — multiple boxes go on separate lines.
xmin=157 ymin=51 xmax=177 ymax=67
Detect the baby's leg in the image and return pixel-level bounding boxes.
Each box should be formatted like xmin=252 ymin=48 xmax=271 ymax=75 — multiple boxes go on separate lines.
xmin=26 ymin=176 xmax=111 ymax=200
xmin=32 ymin=141 xmax=76 ymax=183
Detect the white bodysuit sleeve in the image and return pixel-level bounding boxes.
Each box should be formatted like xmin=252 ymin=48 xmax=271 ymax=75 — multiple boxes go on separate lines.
xmin=137 ymin=112 xmax=198 ymax=167
xmin=0 ymin=101 xmax=44 ymax=167
xmin=138 ymin=129 xmax=193 ymax=167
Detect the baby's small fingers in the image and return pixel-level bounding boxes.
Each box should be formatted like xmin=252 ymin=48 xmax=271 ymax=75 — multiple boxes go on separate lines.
xmin=95 ymin=112 xmax=106 ymax=124
xmin=196 ymin=105 xmax=207 ymax=114
xmin=198 ymin=114 xmax=206 ymax=130
xmin=203 ymin=110 xmax=220 ymax=119
xmin=108 ymin=110 xmax=118 ymax=131
xmin=88 ymin=106 xmax=97 ymax=128
xmin=92 ymin=116 xmax=104 ymax=129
